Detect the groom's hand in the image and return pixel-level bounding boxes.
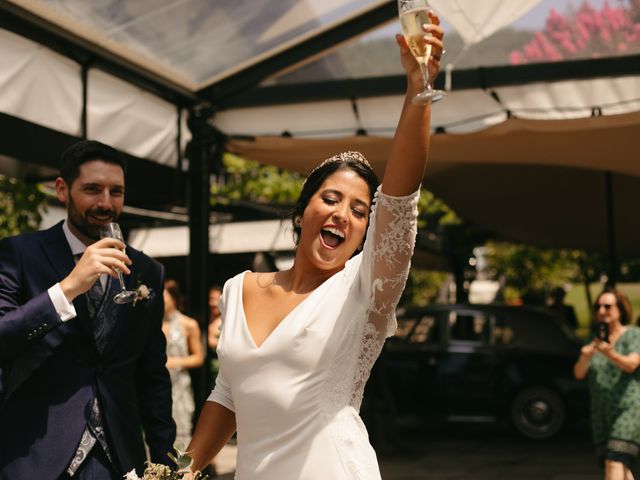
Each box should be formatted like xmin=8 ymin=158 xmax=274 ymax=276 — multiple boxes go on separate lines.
xmin=59 ymin=238 xmax=132 ymax=302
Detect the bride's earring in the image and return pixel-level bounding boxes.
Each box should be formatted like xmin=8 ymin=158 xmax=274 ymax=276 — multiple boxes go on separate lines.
xmin=294 ymin=215 xmax=302 ymax=228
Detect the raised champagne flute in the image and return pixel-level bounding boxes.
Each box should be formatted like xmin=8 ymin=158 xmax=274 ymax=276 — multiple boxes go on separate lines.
xmin=99 ymin=222 xmax=137 ymax=304
xmin=398 ymin=0 xmax=446 ymax=104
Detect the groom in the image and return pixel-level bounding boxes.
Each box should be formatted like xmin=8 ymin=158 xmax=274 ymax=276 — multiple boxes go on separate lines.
xmin=0 ymin=141 xmax=175 ymax=479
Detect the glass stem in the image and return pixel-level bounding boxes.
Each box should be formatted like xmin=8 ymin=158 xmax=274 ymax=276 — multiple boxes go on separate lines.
xmin=420 ymin=61 xmax=432 ymax=92
xmin=116 ymin=269 xmax=127 ymax=291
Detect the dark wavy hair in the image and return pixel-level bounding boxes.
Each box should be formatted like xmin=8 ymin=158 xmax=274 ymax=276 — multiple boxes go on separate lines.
xmin=290 ymin=152 xmax=379 ymax=246
xmin=60 ymin=140 xmax=126 ymax=187
xmin=595 ymin=288 xmax=632 ymax=325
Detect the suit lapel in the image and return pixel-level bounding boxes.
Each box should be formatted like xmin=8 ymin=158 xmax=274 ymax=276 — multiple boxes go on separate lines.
xmin=40 ymin=222 xmax=75 ymax=281
xmin=124 ymin=246 xmax=138 ymax=292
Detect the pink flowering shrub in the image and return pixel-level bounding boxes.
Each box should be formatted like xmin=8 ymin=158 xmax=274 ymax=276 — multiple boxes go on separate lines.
xmin=510 ymin=0 xmax=640 ymax=64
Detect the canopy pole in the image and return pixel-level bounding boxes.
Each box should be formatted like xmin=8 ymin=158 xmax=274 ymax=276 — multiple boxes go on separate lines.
xmin=186 ymin=103 xmax=215 ymax=408
xmin=605 ymin=171 xmax=618 ymax=287
xmin=81 ymin=64 xmax=88 ymax=139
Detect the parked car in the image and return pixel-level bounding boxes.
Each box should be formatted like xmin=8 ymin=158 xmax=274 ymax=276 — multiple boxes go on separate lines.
xmin=364 ymin=304 xmax=589 ymax=440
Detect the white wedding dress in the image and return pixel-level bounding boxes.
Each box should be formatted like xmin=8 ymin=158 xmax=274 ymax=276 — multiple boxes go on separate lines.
xmin=208 ymin=187 xmax=419 ymax=479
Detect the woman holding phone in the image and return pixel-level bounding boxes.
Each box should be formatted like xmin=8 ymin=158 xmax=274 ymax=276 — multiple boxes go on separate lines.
xmin=574 ymin=289 xmax=640 ymax=480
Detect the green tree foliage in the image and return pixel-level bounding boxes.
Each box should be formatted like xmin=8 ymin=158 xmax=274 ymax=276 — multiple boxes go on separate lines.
xmin=211 ymin=153 xmax=304 ymax=206
xmin=0 ymin=175 xmax=47 ymax=240
xmin=417 ymin=189 xmax=460 ymax=229
xmin=485 ymin=242 xmax=640 ymax=304
xmin=485 ymin=242 xmax=582 ymax=301
xmin=403 ymin=269 xmax=449 ymax=306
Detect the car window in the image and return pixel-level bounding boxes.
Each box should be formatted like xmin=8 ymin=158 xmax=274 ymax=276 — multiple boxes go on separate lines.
xmin=395 ymin=315 xmax=440 ymax=345
xmin=448 ymin=311 xmax=489 ymax=343
xmin=493 ymin=315 xmax=515 ymax=345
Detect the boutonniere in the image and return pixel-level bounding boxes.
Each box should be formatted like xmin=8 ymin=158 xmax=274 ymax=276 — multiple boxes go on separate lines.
xmin=133 ymin=275 xmax=154 ymax=307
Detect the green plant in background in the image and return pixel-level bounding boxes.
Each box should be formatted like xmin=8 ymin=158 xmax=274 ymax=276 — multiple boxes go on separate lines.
xmin=406 ymin=190 xmax=463 ymax=306
xmin=0 ymin=174 xmax=47 ymax=240
xmin=211 ymin=153 xmax=303 ymax=206
xmin=485 ymin=242 xmax=582 ymax=302
xmin=403 ymin=269 xmax=450 ymax=307
xmin=417 ymin=189 xmax=460 ymax=229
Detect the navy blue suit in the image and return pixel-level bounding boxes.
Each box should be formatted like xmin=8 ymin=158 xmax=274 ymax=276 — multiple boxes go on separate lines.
xmin=0 ymin=222 xmax=175 ymax=479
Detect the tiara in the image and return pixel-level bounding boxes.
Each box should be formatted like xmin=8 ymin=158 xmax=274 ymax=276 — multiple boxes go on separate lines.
xmin=306 ymin=151 xmax=372 ymax=179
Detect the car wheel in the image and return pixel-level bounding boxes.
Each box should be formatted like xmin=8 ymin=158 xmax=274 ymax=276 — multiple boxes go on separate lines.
xmin=510 ymin=386 xmax=565 ymax=440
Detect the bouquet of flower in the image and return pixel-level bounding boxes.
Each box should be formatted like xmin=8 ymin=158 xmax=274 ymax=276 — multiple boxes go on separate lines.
xmin=123 ymin=444 xmax=209 ymax=480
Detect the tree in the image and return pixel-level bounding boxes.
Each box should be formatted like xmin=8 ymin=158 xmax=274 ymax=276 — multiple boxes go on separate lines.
xmin=485 ymin=242 xmax=582 ymax=302
xmin=510 ymin=0 xmax=640 ymax=64
xmin=211 ymin=153 xmax=303 ymax=206
xmin=0 ymin=175 xmax=47 ymax=240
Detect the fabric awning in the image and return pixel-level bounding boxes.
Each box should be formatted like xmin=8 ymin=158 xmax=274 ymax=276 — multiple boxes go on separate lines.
xmin=228 ymin=110 xmax=640 ymax=254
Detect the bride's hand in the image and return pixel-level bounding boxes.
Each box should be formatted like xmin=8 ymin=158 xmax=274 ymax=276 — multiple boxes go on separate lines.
xmin=395 ymin=11 xmax=445 ymax=93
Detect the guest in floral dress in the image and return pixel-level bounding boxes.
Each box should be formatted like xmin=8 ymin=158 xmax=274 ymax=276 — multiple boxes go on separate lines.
xmin=574 ymin=289 xmax=640 ymax=480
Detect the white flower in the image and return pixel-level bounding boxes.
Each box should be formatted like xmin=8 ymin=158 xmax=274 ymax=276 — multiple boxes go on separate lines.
xmin=123 ymin=469 xmax=141 ymax=480
xmin=137 ymin=284 xmax=150 ymax=299
xmin=133 ymin=283 xmax=152 ymax=306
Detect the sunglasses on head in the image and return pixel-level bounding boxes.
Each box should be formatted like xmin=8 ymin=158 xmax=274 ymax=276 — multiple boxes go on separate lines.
xmin=593 ymin=303 xmax=615 ymax=311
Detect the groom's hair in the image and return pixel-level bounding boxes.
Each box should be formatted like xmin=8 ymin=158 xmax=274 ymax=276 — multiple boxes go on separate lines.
xmin=60 ymin=140 xmax=127 ymax=187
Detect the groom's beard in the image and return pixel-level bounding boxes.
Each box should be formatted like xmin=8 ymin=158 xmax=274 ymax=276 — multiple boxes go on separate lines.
xmin=67 ymin=197 xmax=119 ymax=241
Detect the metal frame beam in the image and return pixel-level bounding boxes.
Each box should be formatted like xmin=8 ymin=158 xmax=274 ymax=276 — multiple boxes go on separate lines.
xmin=0 ymin=112 xmax=176 ymax=209
xmin=219 ymin=53 xmax=640 ymax=109
xmin=197 ymin=1 xmax=397 ymax=104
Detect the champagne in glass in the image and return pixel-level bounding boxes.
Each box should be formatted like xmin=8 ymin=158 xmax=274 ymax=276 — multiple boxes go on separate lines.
xmin=99 ymin=222 xmax=137 ymax=304
xmin=398 ymin=0 xmax=446 ymax=104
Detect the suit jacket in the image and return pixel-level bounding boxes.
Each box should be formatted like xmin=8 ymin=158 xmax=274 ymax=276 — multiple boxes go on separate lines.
xmin=0 ymin=222 xmax=176 ymax=479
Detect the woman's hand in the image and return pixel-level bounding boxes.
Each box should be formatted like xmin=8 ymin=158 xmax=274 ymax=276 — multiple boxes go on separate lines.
xmin=594 ymin=339 xmax=614 ymax=357
xmin=580 ymin=342 xmax=597 ymax=358
xmin=574 ymin=342 xmax=596 ymax=379
xmin=166 ymin=356 xmax=180 ymax=369
xmin=395 ymin=11 xmax=445 ymax=93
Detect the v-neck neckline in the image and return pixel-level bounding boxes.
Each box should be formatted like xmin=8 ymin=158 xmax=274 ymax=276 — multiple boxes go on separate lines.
xmin=239 ymin=270 xmax=334 ymax=350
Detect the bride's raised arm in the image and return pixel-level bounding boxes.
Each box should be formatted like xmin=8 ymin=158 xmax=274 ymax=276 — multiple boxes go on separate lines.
xmin=357 ymin=14 xmax=444 ymax=341
xmin=382 ymin=13 xmax=443 ymax=197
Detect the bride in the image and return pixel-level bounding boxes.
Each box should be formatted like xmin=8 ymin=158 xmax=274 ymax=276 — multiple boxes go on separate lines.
xmin=187 ymin=15 xmax=445 ymax=479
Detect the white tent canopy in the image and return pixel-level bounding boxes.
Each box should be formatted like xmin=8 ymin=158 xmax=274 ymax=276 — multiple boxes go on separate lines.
xmin=214 ymin=75 xmax=640 ymax=138
xmin=430 ymin=0 xmax=543 ymax=46
xmin=0 ymin=27 xmax=189 ymax=167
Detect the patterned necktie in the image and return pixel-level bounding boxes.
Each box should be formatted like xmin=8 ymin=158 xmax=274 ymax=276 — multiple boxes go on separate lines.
xmin=87 ymin=278 xmax=109 ymax=352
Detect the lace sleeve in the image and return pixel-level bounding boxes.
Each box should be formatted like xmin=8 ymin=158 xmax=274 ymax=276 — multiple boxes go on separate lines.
xmin=358 ymin=186 xmax=419 ymax=339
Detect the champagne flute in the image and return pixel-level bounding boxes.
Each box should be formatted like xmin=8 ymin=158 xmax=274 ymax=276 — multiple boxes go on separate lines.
xmin=398 ymin=0 xmax=446 ymax=104
xmin=99 ymin=222 xmax=137 ymax=304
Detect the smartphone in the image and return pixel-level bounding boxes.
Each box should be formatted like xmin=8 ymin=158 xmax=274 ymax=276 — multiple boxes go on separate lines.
xmin=597 ymin=322 xmax=609 ymax=343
